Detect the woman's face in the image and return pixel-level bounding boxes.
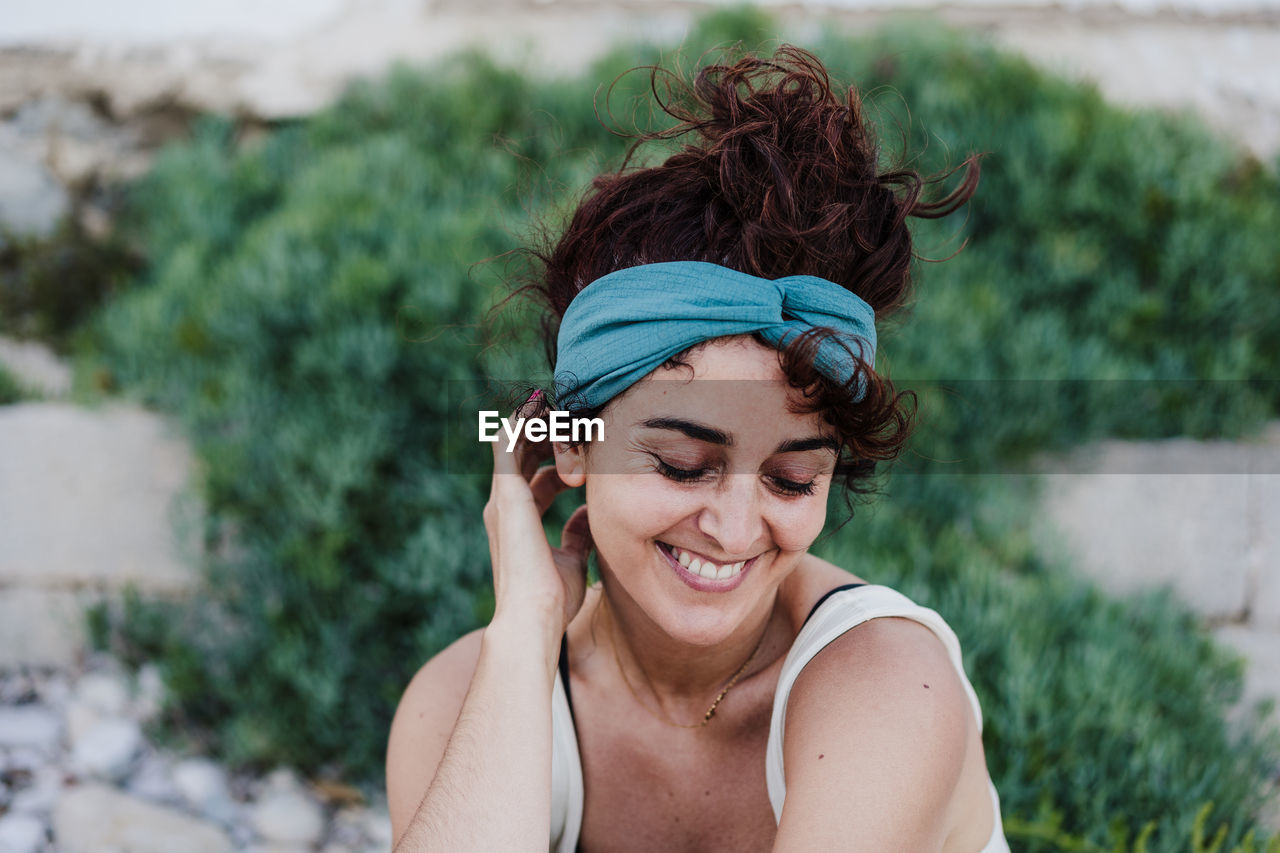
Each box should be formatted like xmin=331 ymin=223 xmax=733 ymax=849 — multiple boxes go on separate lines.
xmin=554 ymin=336 xmax=838 ymax=646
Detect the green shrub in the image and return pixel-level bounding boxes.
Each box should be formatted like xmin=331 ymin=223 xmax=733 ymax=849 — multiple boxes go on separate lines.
xmin=1 ymin=218 xmax=142 ymax=350
xmin=813 ymin=474 xmax=1279 ymax=850
xmin=1005 ymin=800 xmax=1280 ymax=852
xmin=0 ymin=361 xmax=26 ymax=404
xmin=88 ymin=10 xmax=1279 ymax=848
xmin=806 ymin=17 xmax=1280 ymax=470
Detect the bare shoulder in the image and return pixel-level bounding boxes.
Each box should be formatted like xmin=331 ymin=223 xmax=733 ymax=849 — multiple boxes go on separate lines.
xmin=779 ymin=552 xmax=870 ymax=630
xmin=774 ymin=614 xmax=980 ymax=851
xmin=386 ymin=628 xmax=486 ymax=845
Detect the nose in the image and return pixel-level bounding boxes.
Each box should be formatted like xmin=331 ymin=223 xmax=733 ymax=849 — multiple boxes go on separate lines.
xmin=695 ymin=474 xmax=765 ymax=560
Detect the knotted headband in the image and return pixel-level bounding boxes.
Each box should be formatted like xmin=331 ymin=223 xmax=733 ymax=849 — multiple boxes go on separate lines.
xmin=552 ymin=261 xmax=877 ymax=411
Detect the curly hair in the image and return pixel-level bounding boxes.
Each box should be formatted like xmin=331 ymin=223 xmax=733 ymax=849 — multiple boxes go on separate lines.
xmin=516 ymin=44 xmax=982 ymax=501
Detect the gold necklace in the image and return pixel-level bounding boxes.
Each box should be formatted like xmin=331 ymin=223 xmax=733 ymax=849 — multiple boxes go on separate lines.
xmin=608 ymin=610 xmax=768 ymax=729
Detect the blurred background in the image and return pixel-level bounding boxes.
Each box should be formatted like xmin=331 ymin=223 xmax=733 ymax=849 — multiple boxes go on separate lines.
xmin=1 ymin=1 xmax=1279 ymax=851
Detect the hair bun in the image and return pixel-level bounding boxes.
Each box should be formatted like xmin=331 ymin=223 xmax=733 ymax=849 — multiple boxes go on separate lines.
xmin=538 ymin=45 xmax=981 ymax=323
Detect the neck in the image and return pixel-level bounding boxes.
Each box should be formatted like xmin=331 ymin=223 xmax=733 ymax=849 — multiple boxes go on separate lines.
xmin=593 ymin=578 xmax=779 ymax=725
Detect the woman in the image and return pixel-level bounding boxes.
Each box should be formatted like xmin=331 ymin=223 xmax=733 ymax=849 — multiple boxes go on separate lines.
xmin=387 ymin=45 xmax=1009 ymax=852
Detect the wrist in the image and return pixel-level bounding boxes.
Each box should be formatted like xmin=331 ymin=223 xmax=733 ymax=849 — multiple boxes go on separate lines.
xmin=485 ymin=605 xmax=563 ymax=672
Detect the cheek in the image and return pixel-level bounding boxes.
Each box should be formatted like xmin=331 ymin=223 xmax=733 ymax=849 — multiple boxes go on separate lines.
xmin=771 ymin=493 xmax=830 ymax=553
xmin=584 ymin=475 xmax=690 ymax=542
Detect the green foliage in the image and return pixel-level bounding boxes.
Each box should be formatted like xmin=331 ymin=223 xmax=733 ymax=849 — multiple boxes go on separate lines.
xmin=0 ymin=218 xmax=142 ymax=350
xmin=0 ymin=362 xmax=26 ymax=404
xmin=89 ymin=53 xmax=642 ymax=777
xmin=87 ymin=9 xmax=1279 ymax=846
xmin=808 ymin=16 xmax=1280 ymax=469
xmin=1005 ymin=801 xmax=1280 ymax=852
xmin=813 ymin=474 xmax=1280 ymax=850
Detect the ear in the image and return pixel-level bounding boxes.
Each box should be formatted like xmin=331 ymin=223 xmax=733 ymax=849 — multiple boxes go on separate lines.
xmin=553 ymin=441 xmax=587 ymax=488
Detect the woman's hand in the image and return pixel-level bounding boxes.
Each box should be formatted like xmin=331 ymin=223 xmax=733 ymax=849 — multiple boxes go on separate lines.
xmin=482 ymin=393 xmax=593 ymax=634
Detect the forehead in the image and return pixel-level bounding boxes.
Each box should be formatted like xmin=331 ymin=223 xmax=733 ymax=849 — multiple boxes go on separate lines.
xmin=606 ymin=337 xmax=829 ymax=438
xmin=661 ymin=336 xmax=789 ymax=382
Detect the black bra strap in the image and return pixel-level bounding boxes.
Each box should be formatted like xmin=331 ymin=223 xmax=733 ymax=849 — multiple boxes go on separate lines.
xmin=803 ymin=582 xmax=867 ymax=626
xmin=558 ymin=633 xmax=577 ymax=724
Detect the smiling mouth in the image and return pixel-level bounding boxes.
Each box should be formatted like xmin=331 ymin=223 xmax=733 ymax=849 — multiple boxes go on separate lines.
xmin=657 ymin=541 xmax=754 ymax=582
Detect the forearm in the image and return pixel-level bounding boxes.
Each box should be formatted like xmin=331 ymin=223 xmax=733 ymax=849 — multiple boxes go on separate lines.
xmin=395 ymin=613 xmax=560 ymax=852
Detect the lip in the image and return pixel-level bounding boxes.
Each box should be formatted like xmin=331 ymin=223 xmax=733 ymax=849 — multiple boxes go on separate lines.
xmin=656 ymin=541 xmax=757 ymax=593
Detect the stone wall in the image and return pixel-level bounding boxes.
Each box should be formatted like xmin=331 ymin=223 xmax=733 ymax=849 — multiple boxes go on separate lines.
xmin=3 ymin=0 xmax=1280 ymax=239
xmin=0 ymin=388 xmax=201 ymax=668
xmin=1037 ymin=425 xmax=1280 ymax=717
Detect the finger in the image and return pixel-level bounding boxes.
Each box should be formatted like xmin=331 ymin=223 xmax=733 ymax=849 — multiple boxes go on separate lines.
xmin=528 ymin=464 xmax=571 ymax=516
xmin=490 ymin=416 xmax=522 ymax=479
xmin=511 ymin=392 xmax=551 ymax=481
xmin=493 ymin=393 xmax=544 ymax=481
xmin=518 ymin=432 xmax=553 ymax=482
xmin=559 ymin=505 xmax=594 ymax=568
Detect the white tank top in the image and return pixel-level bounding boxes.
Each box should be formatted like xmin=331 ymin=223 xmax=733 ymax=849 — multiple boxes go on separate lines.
xmin=549 ymin=583 xmax=1011 ymax=852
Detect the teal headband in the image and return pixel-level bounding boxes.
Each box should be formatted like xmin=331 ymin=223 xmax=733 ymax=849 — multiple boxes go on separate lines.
xmin=552 ymin=261 xmax=877 ymax=410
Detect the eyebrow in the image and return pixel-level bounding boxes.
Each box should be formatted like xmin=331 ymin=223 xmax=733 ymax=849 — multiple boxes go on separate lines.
xmin=638 ymin=417 xmax=838 ymax=454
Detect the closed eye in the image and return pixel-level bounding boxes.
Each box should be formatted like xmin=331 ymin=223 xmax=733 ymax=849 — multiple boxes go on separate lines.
xmin=652 ymin=456 xmax=713 ymax=482
xmin=651 ymin=454 xmax=819 ymax=497
xmin=769 ymin=476 xmax=817 ymax=497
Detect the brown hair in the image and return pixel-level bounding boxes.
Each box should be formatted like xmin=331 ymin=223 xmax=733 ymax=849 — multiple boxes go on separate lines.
xmin=518 ymin=45 xmax=981 ymax=500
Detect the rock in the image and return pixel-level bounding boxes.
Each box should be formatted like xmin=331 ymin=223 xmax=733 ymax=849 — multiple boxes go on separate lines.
xmin=53 ymin=783 xmax=233 ymax=853
xmin=0 ymin=403 xmax=202 ymax=670
xmin=325 ymin=803 xmax=390 ymax=852
xmin=1037 ymin=438 xmax=1255 ymax=621
xmin=34 ymin=672 xmax=70 ymax=710
xmin=0 ymin=707 xmax=59 ymax=750
xmin=127 ymin=752 xmax=181 ymax=804
xmin=325 ymin=806 xmax=366 ymax=847
xmin=229 ymin=821 xmax=257 ymax=848
xmin=0 ymin=588 xmax=104 ymax=669
xmin=9 ymin=95 xmax=104 ymax=142
xmin=63 ymin=699 xmax=101 ymax=746
xmin=1259 ymin=777 xmax=1280 ymax=836
xmin=0 ymin=338 xmax=72 ymax=400
xmin=0 ymin=402 xmax=200 ymax=592
xmin=360 ymin=805 xmax=392 ymax=848
xmin=0 ymin=671 xmax=36 ymax=705
xmin=8 ymin=763 xmax=63 ymax=815
xmin=74 ymin=671 xmax=130 ymax=717
xmin=173 ymin=758 xmax=237 ymax=824
xmin=132 ymin=664 xmax=166 ymax=721
xmin=0 ymin=130 xmax=68 ymax=238
xmin=70 ymin=718 xmax=142 ymax=782
xmin=7 ymin=94 xmax=142 ymax=189
xmin=250 ymin=788 xmax=325 ymax=846
xmin=1251 ymin=474 xmax=1280 ymax=629
xmin=1214 ymin=625 xmax=1280 ymax=718
xmin=260 ymin=767 xmax=303 ymax=794
xmin=3 ymin=746 xmax=47 ymax=773
xmin=0 ymin=813 xmax=46 ymax=853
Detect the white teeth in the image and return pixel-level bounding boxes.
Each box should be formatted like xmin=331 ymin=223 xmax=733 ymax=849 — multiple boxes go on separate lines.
xmin=666 ymin=544 xmax=748 ymax=581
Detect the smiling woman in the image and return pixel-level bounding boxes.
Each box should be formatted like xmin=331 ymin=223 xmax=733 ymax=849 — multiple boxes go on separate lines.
xmin=386 ymin=45 xmax=1007 ymax=852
